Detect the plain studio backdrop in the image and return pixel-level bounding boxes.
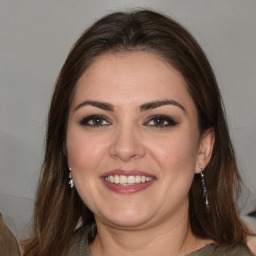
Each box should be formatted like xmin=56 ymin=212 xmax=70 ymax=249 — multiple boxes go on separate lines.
xmin=0 ymin=0 xmax=255 ymax=238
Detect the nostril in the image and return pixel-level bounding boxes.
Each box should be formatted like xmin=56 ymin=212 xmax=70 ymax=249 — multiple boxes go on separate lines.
xmin=109 ymin=134 xmax=145 ymax=161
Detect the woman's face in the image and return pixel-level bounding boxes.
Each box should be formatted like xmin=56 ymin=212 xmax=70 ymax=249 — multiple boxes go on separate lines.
xmin=67 ymin=51 xmax=213 ymax=229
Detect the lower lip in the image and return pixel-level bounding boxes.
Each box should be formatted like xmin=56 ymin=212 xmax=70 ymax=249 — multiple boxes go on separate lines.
xmin=101 ymin=178 xmax=155 ymax=194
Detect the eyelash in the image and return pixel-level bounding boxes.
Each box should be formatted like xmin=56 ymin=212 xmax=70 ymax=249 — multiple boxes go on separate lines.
xmin=144 ymin=115 xmax=179 ymax=128
xmin=79 ymin=115 xmax=110 ymax=127
xmin=79 ymin=114 xmax=178 ymax=128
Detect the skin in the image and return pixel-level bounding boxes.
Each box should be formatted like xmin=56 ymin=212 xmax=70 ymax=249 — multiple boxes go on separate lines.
xmin=66 ymin=51 xmax=215 ymax=256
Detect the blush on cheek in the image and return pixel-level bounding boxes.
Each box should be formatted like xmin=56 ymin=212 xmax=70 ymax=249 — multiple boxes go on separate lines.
xmin=68 ymin=143 xmax=93 ymax=169
xmin=67 ymin=129 xmax=109 ymax=174
xmin=161 ymin=135 xmax=196 ymax=161
xmin=67 ymin=134 xmax=88 ymax=168
xmin=155 ymin=140 xmax=198 ymax=188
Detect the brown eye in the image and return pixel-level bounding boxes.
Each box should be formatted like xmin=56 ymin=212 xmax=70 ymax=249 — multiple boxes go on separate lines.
xmin=80 ymin=115 xmax=110 ymax=126
xmin=146 ymin=115 xmax=178 ymax=128
xmin=152 ymin=117 xmax=168 ymax=126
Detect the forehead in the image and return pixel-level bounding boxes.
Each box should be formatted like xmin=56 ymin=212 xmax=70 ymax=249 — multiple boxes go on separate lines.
xmin=72 ymin=51 xmax=194 ymax=110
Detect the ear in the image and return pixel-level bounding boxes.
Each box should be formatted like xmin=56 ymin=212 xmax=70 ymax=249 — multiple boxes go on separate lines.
xmin=195 ymin=128 xmax=215 ymax=174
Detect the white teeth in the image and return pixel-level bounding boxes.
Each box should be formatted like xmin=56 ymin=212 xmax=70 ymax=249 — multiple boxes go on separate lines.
xmin=135 ymin=175 xmax=141 ymax=183
xmin=104 ymin=175 xmax=153 ymax=185
xmin=127 ymin=175 xmax=135 ymax=184
xmin=119 ymin=175 xmax=127 ymax=184
xmin=114 ymin=175 xmax=119 ymax=184
xmin=109 ymin=176 xmax=115 ymax=183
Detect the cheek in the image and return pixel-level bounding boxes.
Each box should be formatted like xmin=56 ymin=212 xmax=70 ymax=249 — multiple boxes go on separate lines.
xmin=149 ymin=130 xmax=199 ymax=176
xmin=66 ymin=127 xmax=107 ymax=172
xmin=155 ymin=136 xmax=197 ymax=164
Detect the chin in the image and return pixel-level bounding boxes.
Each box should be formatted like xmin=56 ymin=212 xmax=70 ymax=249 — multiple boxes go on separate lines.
xmin=98 ymin=207 xmax=154 ymax=228
xmin=106 ymin=216 xmax=150 ymax=228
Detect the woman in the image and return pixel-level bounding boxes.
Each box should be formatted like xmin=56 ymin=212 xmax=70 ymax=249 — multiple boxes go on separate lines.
xmin=23 ymin=10 xmax=254 ymax=255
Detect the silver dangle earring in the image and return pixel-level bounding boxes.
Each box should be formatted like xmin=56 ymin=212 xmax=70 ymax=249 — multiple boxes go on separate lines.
xmin=69 ymin=167 xmax=74 ymax=188
xmin=200 ymin=167 xmax=209 ymax=209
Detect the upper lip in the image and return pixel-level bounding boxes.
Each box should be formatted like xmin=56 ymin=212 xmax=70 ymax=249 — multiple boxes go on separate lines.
xmin=102 ymin=169 xmax=155 ymax=178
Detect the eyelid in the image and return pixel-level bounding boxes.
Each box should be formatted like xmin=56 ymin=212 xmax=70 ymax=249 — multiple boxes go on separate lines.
xmin=79 ymin=114 xmax=111 ymax=126
xmin=144 ymin=114 xmax=179 ymax=127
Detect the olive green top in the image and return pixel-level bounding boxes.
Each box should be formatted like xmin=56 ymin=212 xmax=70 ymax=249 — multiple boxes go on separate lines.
xmin=67 ymin=226 xmax=253 ymax=256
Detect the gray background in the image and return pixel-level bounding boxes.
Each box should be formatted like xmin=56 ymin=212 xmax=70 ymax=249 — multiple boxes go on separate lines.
xmin=0 ymin=0 xmax=255 ymax=237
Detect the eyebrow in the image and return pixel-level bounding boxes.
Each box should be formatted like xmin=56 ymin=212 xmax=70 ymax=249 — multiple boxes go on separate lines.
xmin=74 ymin=100 xmax=114 ymax=111
xmin=74 ymin=99 xmax=186 ymax=112
xmin=140 ymin=100 xmax=186 ymax=112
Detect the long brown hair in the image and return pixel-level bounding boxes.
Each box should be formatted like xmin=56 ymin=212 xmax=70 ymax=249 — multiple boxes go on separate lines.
xmin=23 ymin=10 xmax=250 ymax=255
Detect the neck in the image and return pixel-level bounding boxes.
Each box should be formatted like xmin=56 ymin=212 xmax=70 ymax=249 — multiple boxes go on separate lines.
xmin=90 ymin=211 xmax=209 ymax=256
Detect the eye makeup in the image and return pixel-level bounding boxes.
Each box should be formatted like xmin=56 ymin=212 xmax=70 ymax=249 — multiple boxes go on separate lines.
xmin=144 ymin=114 xmax=179 ymax=128
xmin=79 ymin=114 xmax=111 ymax=127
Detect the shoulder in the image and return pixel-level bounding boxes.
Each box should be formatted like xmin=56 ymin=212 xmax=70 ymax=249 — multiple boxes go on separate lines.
xmin=188 ymin=243 xmax=253 ymax=256
xmin=214 ymin=244 xmax=254 ymax=256
xmin=66 ymin=225 xmax=92 ymax=256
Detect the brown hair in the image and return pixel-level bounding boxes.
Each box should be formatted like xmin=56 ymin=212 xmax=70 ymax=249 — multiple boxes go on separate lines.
xmin=23 ymin=10 xmax=250 ymax=255
xmin=0 ymin=212 xmax=21 ymax=256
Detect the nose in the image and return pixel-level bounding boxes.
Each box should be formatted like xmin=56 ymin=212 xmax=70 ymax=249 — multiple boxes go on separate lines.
xmin=109 ymin=125 xmax=145 ymax=162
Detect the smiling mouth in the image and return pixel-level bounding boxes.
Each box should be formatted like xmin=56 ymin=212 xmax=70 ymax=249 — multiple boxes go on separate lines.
xmin=104 ymin=175 xmax=153 ymax=186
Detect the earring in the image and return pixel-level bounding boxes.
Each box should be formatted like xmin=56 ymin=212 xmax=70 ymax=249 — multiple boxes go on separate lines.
xmin=200 ymin=167 xmax=209 ymax=209
xmin=69 ymin=168 xmax=74 ymax=188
